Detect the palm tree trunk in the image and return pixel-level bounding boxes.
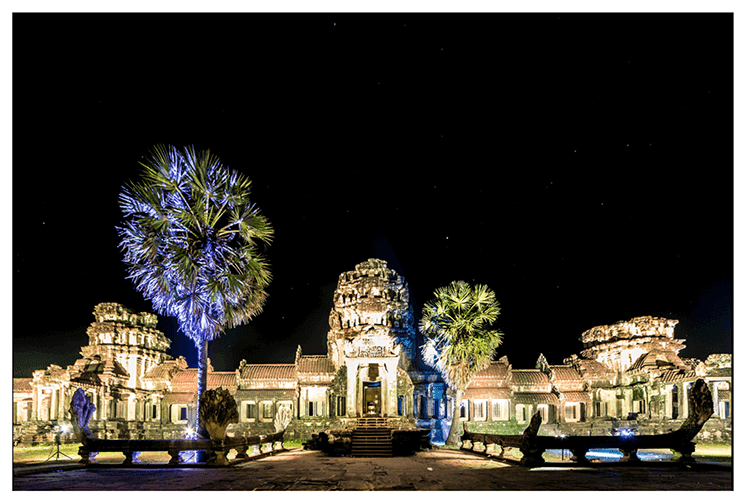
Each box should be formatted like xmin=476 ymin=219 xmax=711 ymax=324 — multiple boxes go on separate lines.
xmin=446 ymin=389 xmax=462 ymax=445
xmin=195 ymin=338 xmax=208 ymax=439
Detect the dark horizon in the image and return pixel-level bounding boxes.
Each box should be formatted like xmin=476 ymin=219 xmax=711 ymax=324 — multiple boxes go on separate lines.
xmin=12 ymin=13 xmax=734 ymax=378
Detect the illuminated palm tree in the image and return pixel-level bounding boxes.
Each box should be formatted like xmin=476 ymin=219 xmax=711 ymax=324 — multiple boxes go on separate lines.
xmin=420 ymin=280 xmax=503 ymax=445
xmin=117 ymin=144 xmax=273 ymax=438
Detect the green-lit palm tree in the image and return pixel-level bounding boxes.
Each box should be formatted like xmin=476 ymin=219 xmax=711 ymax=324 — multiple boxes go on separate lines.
xmin=420 ymin=280 xmax=503 ymax=445
xmin=117 ymin=144 xmax=273 ymax=438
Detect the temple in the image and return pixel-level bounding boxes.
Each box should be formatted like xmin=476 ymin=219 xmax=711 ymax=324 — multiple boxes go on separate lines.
xmin=13 ymin=259 xmax=732 ymax=446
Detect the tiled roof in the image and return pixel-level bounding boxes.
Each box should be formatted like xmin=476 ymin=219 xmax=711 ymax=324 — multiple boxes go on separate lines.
xmin=297 ymin=355 xmax=335 ymax=374
xmin=472 ymin=361 xmax=510 ymax=381
xmin=511 ymin=370 xmax=550 ymax=386
xmin=465 ymin=387 xmax=511 ymax=399
xmin=240 ymin=364 xmax=297 ymax=381
xmin=171 ymin=370 xmax=237 ymax=390
xmin=143 ymin=362 xmax=180 ymax=380
xmin=559 ymin=391 xmax=592 ymax=402
xmin=13 ymin=378 xmax=33 ymax=392
xmin=574 ymin=359 xmax=614 ymax=378
xmin=658 ymin=369 xmax=696 ymax=383
xmin=512 ymin=392 xmax=560 ymax=405
xmin=628 ymin=351 xmax=682 ymax=372
xmin=628 ymin=352 xmax=652 ymax=371
xmin=550 ymin=366 xmax=582 ymax=381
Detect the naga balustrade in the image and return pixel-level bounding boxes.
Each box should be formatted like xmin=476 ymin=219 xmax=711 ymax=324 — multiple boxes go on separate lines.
xmin=461 ymin=378 xmax=715 ymax=467
xmin=77 ymin=431 xmax=285 ymax=466
xmin=68 ymin=386 xmax=285 ymax=466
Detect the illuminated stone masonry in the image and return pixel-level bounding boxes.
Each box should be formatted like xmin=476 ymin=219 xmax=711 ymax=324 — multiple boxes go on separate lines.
xmin=579 ymin=316 xmax=685 ymax=372
xmin=13 ymin=261 xmax=732 ymax=446
xmin=14 ymin=303 xmax=175 ymax=445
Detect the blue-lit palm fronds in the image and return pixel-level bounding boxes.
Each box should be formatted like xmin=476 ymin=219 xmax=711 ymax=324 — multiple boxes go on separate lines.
xmin=117 ymin=145 xmax=273 ymax=344
xmin=420 ymin=281 xmax=503 ymax=390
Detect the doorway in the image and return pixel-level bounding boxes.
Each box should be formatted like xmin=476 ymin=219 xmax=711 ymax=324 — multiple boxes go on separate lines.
xmin=363 ymin=381 xmax=381 ymax=416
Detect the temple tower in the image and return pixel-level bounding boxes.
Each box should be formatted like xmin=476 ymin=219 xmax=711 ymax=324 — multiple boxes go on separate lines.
xmin=82 ymin=302 xmax=173 ymax=389
xmin=578 ymin=316 xmax=684 ymax=372
xmin=327 ymin=259 xmax=416 ymax=418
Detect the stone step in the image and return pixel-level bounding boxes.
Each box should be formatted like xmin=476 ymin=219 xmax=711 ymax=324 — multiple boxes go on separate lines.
xmin=351 ymin=424 xmax=393 ymax=457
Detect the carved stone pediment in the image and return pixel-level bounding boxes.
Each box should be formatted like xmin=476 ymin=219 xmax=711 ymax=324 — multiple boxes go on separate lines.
xmin=343 ymin=332 xmax=400 ymax=359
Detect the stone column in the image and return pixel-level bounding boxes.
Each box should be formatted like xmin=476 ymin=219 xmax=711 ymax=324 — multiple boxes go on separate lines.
xmin=32 ymin=385 xmax=40 ymax=421
xmin=50 ymin=388 xmax=58 ymax=421
xmin=346 ymin=360 xmax=359 ymax=417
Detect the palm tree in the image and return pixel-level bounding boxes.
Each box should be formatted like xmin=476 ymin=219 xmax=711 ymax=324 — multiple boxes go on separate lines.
xmin=420 ymin=280 xmax=503 ymax=445
xmin=117 ymin=144 xmax=273 ymax=438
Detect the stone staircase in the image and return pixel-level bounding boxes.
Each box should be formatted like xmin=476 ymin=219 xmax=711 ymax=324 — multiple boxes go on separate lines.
xmin=351 ymin=417 xmax=392 ymax=457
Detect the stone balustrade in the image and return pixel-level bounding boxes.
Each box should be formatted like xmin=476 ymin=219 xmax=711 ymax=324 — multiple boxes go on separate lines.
xmin=78 ymin=430 xmax=285 ymax=466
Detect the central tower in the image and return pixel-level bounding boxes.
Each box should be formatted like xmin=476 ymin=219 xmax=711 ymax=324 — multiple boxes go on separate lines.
xmin=327 ymin=259 xmax=416 ymax=417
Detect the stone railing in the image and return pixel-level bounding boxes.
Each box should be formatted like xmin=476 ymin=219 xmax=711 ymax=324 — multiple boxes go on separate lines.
xmin=77 ymin=431 xmax=285 ymax=466
xmin=462 ymin=378 xmax=714 ymax=466
xmin=69 ymin=387 xmax=285 ymax=466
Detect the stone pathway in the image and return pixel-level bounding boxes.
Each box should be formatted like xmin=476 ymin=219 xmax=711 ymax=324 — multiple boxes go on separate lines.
xmin=13 ymin=449 xmax=733 ymax=491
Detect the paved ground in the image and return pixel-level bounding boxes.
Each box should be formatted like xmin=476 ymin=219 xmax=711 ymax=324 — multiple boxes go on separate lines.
xmin=13 ymin=449 xmax=733 ymax=491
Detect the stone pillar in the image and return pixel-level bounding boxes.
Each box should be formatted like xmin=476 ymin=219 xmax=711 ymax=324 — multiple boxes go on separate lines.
xmin=50 ymin=388 xmax=58 ymax=421
xmin=32 ymin=386 xmax=40 ymax=421
xmin=346 ymin=360 xmax=359 ymax=417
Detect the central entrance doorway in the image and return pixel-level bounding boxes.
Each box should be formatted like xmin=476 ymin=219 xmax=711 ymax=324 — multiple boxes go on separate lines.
xmin=362 ymin=381 xmax=381 ymax=416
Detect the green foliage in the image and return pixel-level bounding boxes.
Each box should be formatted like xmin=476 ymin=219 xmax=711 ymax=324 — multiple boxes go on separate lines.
xmin=118 ymin=144 xmax=274 ymax=344
xmin=420 ymin=280 xmax=503 ymax=390
xmin=329 ymin=365 xmax=347 ymax=396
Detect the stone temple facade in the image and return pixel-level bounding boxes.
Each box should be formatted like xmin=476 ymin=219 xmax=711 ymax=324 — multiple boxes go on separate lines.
xmin=13 ymin=259 xmax=732 ymax=445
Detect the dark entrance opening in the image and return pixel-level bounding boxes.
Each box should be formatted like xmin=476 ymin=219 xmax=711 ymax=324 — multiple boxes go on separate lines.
xmin=363 ymin=381 xmax=381 ymax=416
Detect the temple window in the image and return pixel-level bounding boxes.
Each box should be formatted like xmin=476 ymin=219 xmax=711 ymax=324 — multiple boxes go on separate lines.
xmin=594 ymin=401 xmax=608 ymax=417
xmin=417 ymin=395 xmax=428 ymax=418
xmin=537 ymin=404 xmax=549 ymax=423
xmin=242 ymin=401 xmax=256 ymax=422
xmin=336 ymin=396 xmax=347 ymax=416
xmin=397 ymin=395 xmax=405 ymax=416
xmin=516 ymin=404 xmax=527 ymax=423
xmin=262 ymin=401 xmax=274 ymax=419
xmin=632 ymin=399 xmax=646 ymax=414
xmin=719 ymin=401 xmax=730 ymax=419
xmin=474 ymin=400 xmax=488 ymax=421
xmin=492 ymin=399 xmax=509 ymax=421
xmin=460 ymin=400 xmax=469 ymax=420
xmin=432 ymin=398 xmax=440 ymax=418
xmin=150 ymin=403 xmax=160 ymax=421
xmin=564 ymin=402 xmax=585 ymax=422
xmin=171 ymin=404 xmax=188 ymax=424
xmin=115 ymin=401 xmax=126 ymax=419
xmin=307 ymin=400 xmax=324 ymax=417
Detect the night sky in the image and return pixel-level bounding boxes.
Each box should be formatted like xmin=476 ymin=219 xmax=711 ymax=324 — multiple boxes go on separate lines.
xmin=10 ymin=12 xmax=735 ymax=378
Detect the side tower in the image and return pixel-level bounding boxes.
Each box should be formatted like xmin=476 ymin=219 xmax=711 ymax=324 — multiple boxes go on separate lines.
xmin=81 ymin=302 xmax=173 ymax=389
xmin=578 ymin=316 xmax=684 ymax=372
xmin=327 ymin=259 xmax=416 ymax=418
